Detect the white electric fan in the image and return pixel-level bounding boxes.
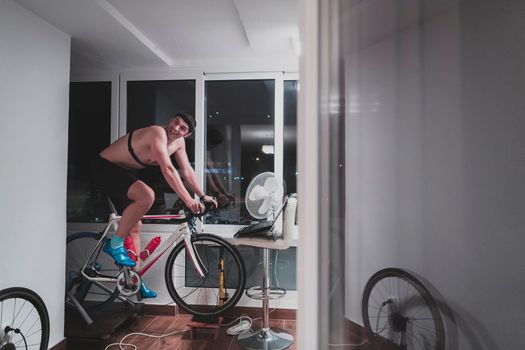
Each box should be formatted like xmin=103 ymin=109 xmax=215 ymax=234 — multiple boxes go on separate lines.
xmin=245 ymin=172 xmax=285 ymax=221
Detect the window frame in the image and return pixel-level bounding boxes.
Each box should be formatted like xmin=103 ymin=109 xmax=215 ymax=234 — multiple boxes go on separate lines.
xmin=201 ymin=72 xmax=298 ymax=241
xmin=67 ymin=73 xmax=119 ymax=233
xmin=202 ymin=72 xmax=284 ymax=236
xmin=67 ymin=71 xmax=299 ymax=243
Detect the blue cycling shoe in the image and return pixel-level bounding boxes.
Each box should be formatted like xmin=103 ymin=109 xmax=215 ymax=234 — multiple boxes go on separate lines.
xmin=103 ymin=242 xmax=136 ymax=267
xmin=139 ymin=280 xmax=157 ymax=299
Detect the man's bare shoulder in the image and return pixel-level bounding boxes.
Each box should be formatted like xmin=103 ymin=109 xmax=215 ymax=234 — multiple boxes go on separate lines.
xmin=143 ymin=125 xmax=167 ymax=139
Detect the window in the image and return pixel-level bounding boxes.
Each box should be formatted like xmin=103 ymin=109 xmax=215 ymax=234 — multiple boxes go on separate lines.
xmin=67 ymin=75 xmax=298 ymax=231
xmin=126 ymin=80 xmax=196 ymax=217
xmin=67 ymin=82 xmax=111 ymax=223
xmin=204 ymin=80 xmax=275 ymax=225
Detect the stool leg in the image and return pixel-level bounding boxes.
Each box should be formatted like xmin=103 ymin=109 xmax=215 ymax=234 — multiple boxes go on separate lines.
xmin=262 ymin=248 xmax=270 ymax=332
xmin=237 ymin=248 xmax=293 ymax=350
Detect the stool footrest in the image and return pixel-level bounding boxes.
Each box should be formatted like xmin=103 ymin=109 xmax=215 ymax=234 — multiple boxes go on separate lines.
xmin=245 ymin=286 xmax=286 ymax=300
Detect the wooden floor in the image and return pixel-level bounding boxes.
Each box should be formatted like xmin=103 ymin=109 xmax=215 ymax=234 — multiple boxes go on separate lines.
xmin=68 ymin=314 xmax=298 ymax=350
xmin=66 ymin=311 xmax=389 ymax=349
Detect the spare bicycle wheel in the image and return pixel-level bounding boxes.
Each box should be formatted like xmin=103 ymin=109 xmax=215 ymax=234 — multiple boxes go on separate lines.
xmin=362 ymin=268 xmax=446 ymax=350
xmin=0 ymin=287 xmax=50 ymax=350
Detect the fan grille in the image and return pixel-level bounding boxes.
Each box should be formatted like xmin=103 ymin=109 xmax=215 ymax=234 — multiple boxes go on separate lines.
xmin=245 ymin=172 xmax=284 ymax=220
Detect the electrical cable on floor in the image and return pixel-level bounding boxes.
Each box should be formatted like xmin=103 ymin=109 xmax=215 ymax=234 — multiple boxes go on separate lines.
xmin=103 ymin=300 xmax=182 ymax=350
xmin=104 ymin=329 xmax=188 ymax=350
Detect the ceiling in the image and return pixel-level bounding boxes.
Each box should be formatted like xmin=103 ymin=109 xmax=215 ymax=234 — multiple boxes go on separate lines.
xmin=14 ymin=0 xmax=299 ymax=72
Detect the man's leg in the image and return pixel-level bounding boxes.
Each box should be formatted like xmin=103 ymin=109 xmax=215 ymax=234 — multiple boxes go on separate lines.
xmin=105 ymin=181 xmax=154 ymax=267
xmin=129 ymin=221 xmax=142 ymax=268
xmin=128 ymin=221 xmax=158 ymax=298
xmin=115 ymin=180 xmax=155 ymax=238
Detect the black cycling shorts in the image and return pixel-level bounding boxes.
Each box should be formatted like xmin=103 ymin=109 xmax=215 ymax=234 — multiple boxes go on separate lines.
xmin=91 ymin=155 xmax=138 ymax=213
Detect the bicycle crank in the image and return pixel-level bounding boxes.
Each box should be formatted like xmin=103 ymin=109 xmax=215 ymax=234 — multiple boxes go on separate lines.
xmin=116 ymin=268 xmax=141 ymax=297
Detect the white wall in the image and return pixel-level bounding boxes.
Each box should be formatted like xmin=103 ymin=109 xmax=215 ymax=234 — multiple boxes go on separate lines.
xmin=345 ymin=2 xmax=525 ymax=350
xmin=0 ymin=0 xmax=71 ymax=347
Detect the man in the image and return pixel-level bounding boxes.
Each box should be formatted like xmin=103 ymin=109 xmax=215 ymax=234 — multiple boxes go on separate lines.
xmin=91 ymin=111 xmax=217 ymax=298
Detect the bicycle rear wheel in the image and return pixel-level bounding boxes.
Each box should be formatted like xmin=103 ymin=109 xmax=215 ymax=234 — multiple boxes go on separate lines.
xmin=66 ymin=232 xmax=121 ymax=309
xmin=0 ymin=287 xmax=50 ymax=350
xmin=362 ymin=268 xmax=446 ymax=350
xmin=165 ymin=234 xmax=246 ymax=317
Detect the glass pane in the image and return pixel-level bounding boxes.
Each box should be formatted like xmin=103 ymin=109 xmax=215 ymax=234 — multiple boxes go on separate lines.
xmin=67 ymin=82 xmax=111 ymax=223
xmin=239 ymin=246 xmax=297 ymax=290
xmin=184 ymin=246 xmax=296 ymax=291
xmin=205 ymin=80 xmax=275 ymax=225
xmin=127 ymin=80 xmax=195 ymax=219
xmin=284 ymin=80 xmax=298 ymax=195
xmin=320 ymin=0 xmax=525 ymax=349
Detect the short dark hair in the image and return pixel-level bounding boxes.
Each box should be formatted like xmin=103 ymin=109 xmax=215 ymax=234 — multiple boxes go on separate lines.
xmin=174 ymin=111 xmax=196 ymax=134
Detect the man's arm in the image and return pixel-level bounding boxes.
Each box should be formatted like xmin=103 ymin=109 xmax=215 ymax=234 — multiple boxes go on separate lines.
xmin=149 ymin=128 xmax=203 ymax=213
xmin=174 ymin=143 xmax=218 ymax=208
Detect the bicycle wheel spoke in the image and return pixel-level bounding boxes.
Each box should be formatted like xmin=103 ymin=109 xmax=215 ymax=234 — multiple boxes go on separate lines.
xmin=15 ymin=304 xmax=34 ymax=330
xmin=196 ymin=285 xmax=204 ymax=305
xmin=408 ymin=326 xmax=432 ymax=349
xmin=11 ymin=298 xmax=17 ymax=328
xmin=409 ymin=320 xmax=436 ymax=335
xmin=21 ymin=317 xmax=39 ymax=339
xmin=368 ymin=291 xmax=383 ymax=308
xmin=177 ymin=279 xmax=207 ymax=300
xmin=379 ymin=281 xmax=391 ymax=301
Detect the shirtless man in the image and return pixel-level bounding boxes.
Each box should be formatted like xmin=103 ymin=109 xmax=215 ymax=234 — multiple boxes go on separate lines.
xmin=91 ymin=111 xmax=217 ymax=298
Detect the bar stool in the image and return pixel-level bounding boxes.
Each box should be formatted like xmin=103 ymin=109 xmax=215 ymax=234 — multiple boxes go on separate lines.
xmin=233 ymin=195 xmax=297 ymax=350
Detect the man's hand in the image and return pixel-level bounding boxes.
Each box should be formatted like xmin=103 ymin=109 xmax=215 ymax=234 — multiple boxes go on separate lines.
xmin=185 ymin=198 xmax=205 ymax=214
xmin=200 ymin=195 xmax=218 ymax=209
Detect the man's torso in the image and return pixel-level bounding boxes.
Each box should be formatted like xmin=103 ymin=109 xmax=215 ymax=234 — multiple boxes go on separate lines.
xmin=100 ymin=126 xmax=181 ymax=169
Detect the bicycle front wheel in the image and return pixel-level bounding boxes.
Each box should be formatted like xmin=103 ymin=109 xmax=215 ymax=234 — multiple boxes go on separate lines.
xmin=0 ymin=287 xmax=50 ymax=350
xmin=165 ymin=234 xmax=246 ymax=317
xmin=362 ymin=268 xmax=446 ymax=350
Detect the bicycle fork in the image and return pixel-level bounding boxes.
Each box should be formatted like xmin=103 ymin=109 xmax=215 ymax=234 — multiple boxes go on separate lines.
xmin=183 ymin=234 xmax=207 ymax=278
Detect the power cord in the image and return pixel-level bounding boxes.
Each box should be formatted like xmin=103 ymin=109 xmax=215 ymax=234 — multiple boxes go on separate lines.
xmin=104 ymin=329 xmax=187 ymax=350
xmin=103 ymin=300 xmax=182 ymax=350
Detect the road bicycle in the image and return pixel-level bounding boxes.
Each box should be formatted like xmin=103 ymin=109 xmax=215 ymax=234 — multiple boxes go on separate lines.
xmin=65 ymin=204 xmax=246 ymax=325
xmin=0 ymin=287 xmax=50 ymax=350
